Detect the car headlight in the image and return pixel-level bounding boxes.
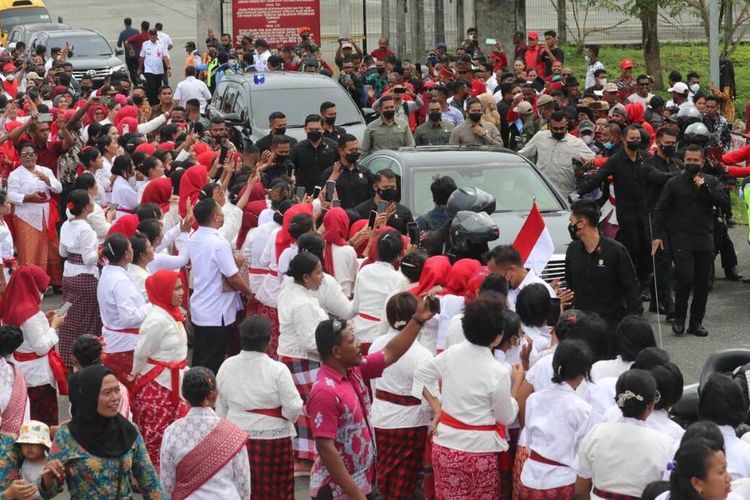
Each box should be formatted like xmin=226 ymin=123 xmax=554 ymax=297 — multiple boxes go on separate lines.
xmin=110 ymin=64 xmax=126 ymax=74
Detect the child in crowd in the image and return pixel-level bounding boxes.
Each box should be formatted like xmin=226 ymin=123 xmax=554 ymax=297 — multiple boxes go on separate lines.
xmin=15 ymin=420 xmax=51 ymax=498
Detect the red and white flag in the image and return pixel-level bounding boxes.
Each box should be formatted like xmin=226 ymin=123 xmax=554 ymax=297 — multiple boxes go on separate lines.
xmin=512 ymin=201 xmax=555 ymax=276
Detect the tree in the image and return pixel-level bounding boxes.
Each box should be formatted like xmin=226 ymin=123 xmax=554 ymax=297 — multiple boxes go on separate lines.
xmin=683 ymin=0 xmax=750 ymax=56
xmin=547 ymin=0 xmax=627 ymax=54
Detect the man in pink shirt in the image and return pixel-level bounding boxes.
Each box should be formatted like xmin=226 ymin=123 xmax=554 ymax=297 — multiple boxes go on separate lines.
xmin=307 ymin=296 xmax=436 ymax=499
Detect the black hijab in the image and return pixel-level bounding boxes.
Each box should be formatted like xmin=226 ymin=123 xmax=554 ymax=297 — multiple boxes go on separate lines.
xmin=67 ymin=365 xmax=138 ymax=458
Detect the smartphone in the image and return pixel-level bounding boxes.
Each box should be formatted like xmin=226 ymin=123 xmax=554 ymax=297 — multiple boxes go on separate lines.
xmin=485 ymin=38 xmax=497 ymax=45
xmin=295 ymin=186 xmax=305 ymax=200
xmin=38 ymin=112 xmax=53 ymax=123
xmin=376 ymin=200 xmax=388 ymax=214
xmin=58 ymin=301 xmax=73 ymax=316
xmin=312 ymin=185 xmax=322 ymax=199
xmin=367 ymin=210 xmax=377 ymax=230
xmin=331 ymin=199 xmax=341 ymax=208
xmin=426 ymin=295 xmax=441 ymax=314
xmin=407 ymin=222 xmax=419 ymax=246
xmin=218 ymin=145 xmax=228 ymax=165
xmin=547 ymin=297 xmax=562 ymax=327
xmin=324 ymin=180 xmax=336 ymax=202
xmin=393 ymin=87 xmax=406 ymax=94
xmin=108 ymin=203 xmax=119 ymax=212
xmin=531 ymin=76 xmax=546 ymax=92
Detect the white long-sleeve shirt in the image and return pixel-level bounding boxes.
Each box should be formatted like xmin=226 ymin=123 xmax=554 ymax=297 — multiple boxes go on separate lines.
xmin=59 ymin=219 xmax=99 ymax=277
xmin=518 ymin=132 xmax=595 ymax=196
xmin=219 ymin=202 xmax=243 ymax=250
xmin=133 ymin=306 xmax=187 ymax=393
xmin=277 ymin=281 xmax=328 ymax=361
xmin=720 ymin=424 xmax=750 ymax=480
xmin=282 ymin=272 xmax=356 ymax=321
xmin=6 ymin=165 xmax=62 ymax=230
xmin=14 ymin=311 xmax=59 ymax=388
xmin=590 ymin=355 xmax=633 ymax=383
xmin=412 ymin=340 xmax=519 ymax=453
xmin=255 ymin=227 xmax=282 ymax=307
xmin=160 ymin=407 xmax=251 ymax=500
xmin=111 ymin=176 xmax=139 ymax=220
xmin=97 ymin=265 xmax=151 ymax=353
xmin=241 ymin=220 xmax=279 ymax=293
xmin=216 ymin=350 xmax=302 ymax=439
xmin=127 ymin=263 xmax=150 ymax=301
xmin=86 ymin=202 xmax=111 ymax=244
xmin=507 ymin=269 xmax=555 ymax=312
xmin=330 ymin=244 xmax=359 ymax=298
xmin=352 ymin=261 xmax=409 ymax=343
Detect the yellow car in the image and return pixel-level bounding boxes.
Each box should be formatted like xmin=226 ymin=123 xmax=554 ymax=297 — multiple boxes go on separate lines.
xmin=0 ymin=0 xmax=52 ymax=46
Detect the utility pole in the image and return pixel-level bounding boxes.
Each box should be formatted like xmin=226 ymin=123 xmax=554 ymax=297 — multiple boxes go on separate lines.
xmin=362 ymin=0 xmax=368 ymax=52
xmin=435 ymin=0 xmax=445 ymax=45
xmin=709 ymin=0 xmax=720 ymax=85
xmin=557 ymin=0 xmax=566 ymax=44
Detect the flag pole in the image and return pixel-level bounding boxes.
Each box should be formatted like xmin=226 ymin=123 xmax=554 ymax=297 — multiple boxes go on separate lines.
xmin=648 ymin=213 xmax=663 ymax=348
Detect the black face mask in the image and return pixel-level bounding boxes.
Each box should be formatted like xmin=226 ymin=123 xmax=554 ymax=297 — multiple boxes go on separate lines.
xmin=275 ymin=154 xmax=289 ymax=163
xmin=378 ymin=188 xmax=398 ymax=202
xmin=429 ymin=111 xmax=442 ymax=122
xmin=274 ymin=127 xmax=287 ymax=136
xmin=551 ymin=131 xmax=566 ymax=140
xmin=382 ymin=110 xmax=396 ymax=120
xmin=625 ymin=141 xmax=641 ymax=151
xmin=132 ymin=95 xmax=144 ymax=105
xmin=307 ymin=130 xmax=323 ymax=142
xmin=660 ymin=144 xmax=676 ymax=157
xmin=468 ymin=112 xmax=482 ymax=123
xmin=345 ymin=151 xmax=361 ymax=163
xmin=81 ymin=85 xmax=91 ymax=93
xmin=567 ymin=222 xmax=580 ymax=241
xmin=684 ymin=163 xmax=701 ymax=176
xmin=324 ymin=116 xmax=336 ymax=126
xmin=273 ymin=211 xmax=283 ymax=225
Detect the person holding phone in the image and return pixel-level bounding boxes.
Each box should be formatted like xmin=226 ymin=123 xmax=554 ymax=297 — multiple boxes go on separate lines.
xmin=291 ymin=115 xmax=338 ymax=195
xmin=346 ymin=169 xmax=413 ymax=235
xmin=321 ymin=134 xmax=372 ymax=210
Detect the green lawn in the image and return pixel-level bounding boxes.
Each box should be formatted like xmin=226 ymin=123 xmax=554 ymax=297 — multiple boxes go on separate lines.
xmin=732 ymin=190 xmax=749 ymax=226
xmin=561 ymin=43 xmax=750 ymax=119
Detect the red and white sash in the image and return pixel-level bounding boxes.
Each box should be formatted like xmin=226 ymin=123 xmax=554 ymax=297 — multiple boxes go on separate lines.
xmin=132 ymin=358 xmax=187 ymax=405
xmin=13 ymin=349 xmax=69 ymax=395
xmin=172 ymin=419 xmax=249 ymax=500
xmin=0 ymin=364 xmax=27 ymax=435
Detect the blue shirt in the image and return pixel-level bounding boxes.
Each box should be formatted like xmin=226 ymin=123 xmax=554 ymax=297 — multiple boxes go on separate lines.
xmin=441 ymin=106 xmax=465 ymax=126
xmin=416 ymin=206 xmax=450 ymax=231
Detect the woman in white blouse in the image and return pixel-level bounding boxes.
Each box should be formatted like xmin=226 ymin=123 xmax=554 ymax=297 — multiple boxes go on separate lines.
xmin=127 ymin=233 xmax=154 ymax=300
xmin=661 ymin=436 xmax=737 ymax=500
xmin=73 ymin=171 xmax=114 ymax=244
xmin=216 ymin=315 xmax=303 ymax=499
xmin=110 ymin=154 xmax=139 ymax=220
xmin=58 ymin=189 xmax=102 ymax=368
xmin=574 ymin=369 xmax=673 ymax=499
xmin=0 ymin=190 xmax=14 ymax=286
xmin=0 ymin=265 xmax=66 ymax=426
xmin=321 ymin=207 xmax=359 ymax=298
xmin=131 ymin=270 xmax=189 ymax=472
xmin=413 ymin=294 xmax=522 ymax=499
xmin=97 ymin=134 xmax=119 ymax=204
xmin=591 ymin=315 xmax=656 ymax=383
xmin=276 ymin=252 xmax=328 ymax=465
xmin=520 ymin=339 xmax=596 ymax=499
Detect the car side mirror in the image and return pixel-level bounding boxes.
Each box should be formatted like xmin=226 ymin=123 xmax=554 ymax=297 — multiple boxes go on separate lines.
xmin=362 ymin=107 xmax=378 ymax=124
xmin=58 ymin=16 xmax=64 ymax=23
xmin=224 ymin=112 xmax=243 ymax=125
xmin=115 ymin=48 xmax=124 ymax=56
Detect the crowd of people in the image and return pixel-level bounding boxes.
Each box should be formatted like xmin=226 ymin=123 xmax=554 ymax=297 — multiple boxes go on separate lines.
xmin=0 ymin=13 xmax=748 ymax=500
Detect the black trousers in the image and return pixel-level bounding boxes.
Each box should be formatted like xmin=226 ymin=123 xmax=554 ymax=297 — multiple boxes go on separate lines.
xmin=192 ymin=321 xmax=234 ymax=375
xmin=144 ymin=72 xmax=162 ymax=106
xmin=616 ymin=217 xmax=651 ymax=288
xmin=715 ymin=218 xmax=738 ymax=271
xmin=673 ymin=247 xmax=713 ymax=325
xmin=651 ymin=241 xmax=673 ymax=309
xmin=126 ymin=56 xmax=138 ymax=84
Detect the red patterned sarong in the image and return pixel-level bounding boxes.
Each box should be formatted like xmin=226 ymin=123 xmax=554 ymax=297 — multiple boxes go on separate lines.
xmin=102 ymin=351 xmax=134 ymax=390
xmin=131 ymin=380 xmax=188 ymax=472
xmin=13 ymin=215 xmax=61 ymax=287
xmin=58 ymin=273 xmax=101 ymax=367
xmin=247 ymin=437 xmax=294 ymax=500
xmin=513 ymin=446 xmax=530 ymax=500
xmin=432 ymin=442 xmax=501 ymax=500
xmin=27 ymin=384 xmax=58 ymax=426
xmin=375 ymin=426 xmax=428 ymax=499
xmin=516 ymin=482 xmax=575 ymax=500
xmin=256 ymin=302 xmax=280 ymax=359
xmin=279 ymin=355 xmax=319 ymax=461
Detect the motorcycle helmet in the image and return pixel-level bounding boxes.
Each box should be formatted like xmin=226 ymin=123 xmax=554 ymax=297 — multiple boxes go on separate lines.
xmin=683 ymin=122 xmax=710 ymax=148
xmin=449 ymin=210 xmax=499 ymax=252
xmin=676 ymin=105 xmax=703 ymax=130
xmin=446 ymin=187 xmax=496 ymax=218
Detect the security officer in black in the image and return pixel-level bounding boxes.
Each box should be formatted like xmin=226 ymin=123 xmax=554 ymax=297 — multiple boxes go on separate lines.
xmin=577 ymin=124 xmax=653 ymax=301
xmin=652 ymin=144 xmax=730 ymax=337
xmin=321 ymin=134 xmax=373 ymax=209
xmin=641 ymin=126 xmax=681 ymax=318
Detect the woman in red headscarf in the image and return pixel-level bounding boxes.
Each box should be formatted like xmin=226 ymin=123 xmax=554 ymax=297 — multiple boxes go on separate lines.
xmin=321 ymin=207 xmax=358 ymax=298
xmin=348 ymin=219 xmax=370 ymax=258
xmin=131 ymin=270 xmax=189 ymax=472
xmin=178 ymin=165 xmax=208 ymax=219
xmin=141 ymin=177 xmax=173 ymax=216
xmin=435 ymin=258 xmax=482 ymax=353
xmin=0 ymin=265 xmax=67 ymax=426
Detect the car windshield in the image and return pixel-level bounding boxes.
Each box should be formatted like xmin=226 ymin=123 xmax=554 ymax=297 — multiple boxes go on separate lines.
xmin=0 ymin=7 xmax=50 ymax=30
xmin=51 ymin=35 xmax=112 ymax=58
xmin=410 ymin=163 xmax=564 ymax=216
xmin=250 ymin=88 xmax=362 ymax=128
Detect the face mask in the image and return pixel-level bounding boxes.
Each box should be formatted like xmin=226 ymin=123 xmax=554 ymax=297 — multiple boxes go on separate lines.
xmin=307 ymin=130 xmax=322 ymax=142
xmin=551 ymin=130 xmax=566 ymax=141
xmin=429 ymin=111 xmax=442 ymax=122
xmin=582 ymin=134 xmax=593 ymax=145
xmin=274 ymin=127 xmax=287 ymax=135
xmin=584 ymin=55 xmax=590 ymax=64
xmin=568 ymin=222 xmax=580 ymax=241
xmin=324 ymin=116 xmax=336 ymax=126
xmin=603 ymin=141 xmax=613 ymax=150
xmin=684 ymin=163 xmax=701 ymax=176
xmin=660 ymin=144 xmax=675 ymax=157
xmin=690 ymin=83 xmax=700 ymax=93
xmin=598 ymin=78 xmax=607 ymax=86
xmin=625 ymin=141 xmax=640 ymax=151
xmin=345 ymin=151 xmax=361 ymax=163
xmin=132 ymin=95 xmax=144 ymax=105
xmin=378 ymin=188 xmax=398 ymax=202
xmin=275 ymin=154 xmax=289 ymax=163
xmin=468 ymin=112 xmax=482 ymax=123
xmin=382 ymin=110 xmax=396 ymax=120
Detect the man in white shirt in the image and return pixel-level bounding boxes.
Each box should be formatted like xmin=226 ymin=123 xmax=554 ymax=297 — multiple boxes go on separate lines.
xmin=486 ymin=245 xmax=555 ymax=311
xmin=173 ymin=65 xmax=212 ymax=113
xmin=584 ymin=45 xmax=605 ymax=89
xmin=188 ymin=197 xmax=252 ymax=374
xmin=253 ymin=39 xmax=271 ymax=72
xmin=154 ymin=22 xmax=173 ymax=85
xmin=138 ymin=29 xmax=171 ymax=107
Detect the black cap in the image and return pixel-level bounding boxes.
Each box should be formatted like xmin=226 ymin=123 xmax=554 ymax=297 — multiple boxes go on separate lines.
xmin=254 ymin=38 xmax=268 ymax=48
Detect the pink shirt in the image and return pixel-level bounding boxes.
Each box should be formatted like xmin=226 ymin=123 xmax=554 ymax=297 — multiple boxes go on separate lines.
xmin=308 ymin=350 xmax=386 ymax=498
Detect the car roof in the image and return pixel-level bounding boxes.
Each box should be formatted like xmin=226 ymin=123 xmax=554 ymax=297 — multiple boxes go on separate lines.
xmin=221 ymin=71 xmax=343 ymax=90
xmin=42 ymin=29 xmax=103 ymax=38
xmin=15 ymin=23 xmax=69 ymax=32
xmin=370 ymin=146 xmax=533 ymax=166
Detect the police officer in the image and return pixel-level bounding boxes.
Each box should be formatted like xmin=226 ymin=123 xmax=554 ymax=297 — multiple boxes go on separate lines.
xmin=652 ymin=144 xmax=730 ymax=337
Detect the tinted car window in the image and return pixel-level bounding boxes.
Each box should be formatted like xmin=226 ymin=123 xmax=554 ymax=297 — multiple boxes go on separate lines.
xmin=410 ymin=163 xmax=564 ymax=216
xmin=50 ymin=35 xmax=112 ymax=58
xmin=250 ymin=88 xmax=362 ymax=129
xmin=0 ymin=8 xmax=50 ymax=31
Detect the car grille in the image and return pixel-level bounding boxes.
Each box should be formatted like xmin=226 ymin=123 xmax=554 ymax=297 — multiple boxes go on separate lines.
xmin=72 ymin=68 xmax=110 ymax=80
xmin=540 ymin=254 xmax=566 ymax=285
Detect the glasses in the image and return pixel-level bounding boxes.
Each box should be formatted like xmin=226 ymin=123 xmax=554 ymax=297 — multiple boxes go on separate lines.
xmin=20 ymin=152 xmax=36 ymax=158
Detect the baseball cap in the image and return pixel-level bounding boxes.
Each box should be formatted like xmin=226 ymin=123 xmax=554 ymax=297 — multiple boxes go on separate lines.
xmin=620 ymin=59 xmax=634 ymax=70
xmin=668 ymin=82 xmax=689 ymax=94
xmin=528 ymin=32 xmax=539 ymax=40
xmin=537 ymin=94 xmax=555 ymax=107
xmin=513 ymin=101 xmax=533 ymax=115
xmin=26 ymin=71 xmax=42 ymax=80
xmin=594 ymin=82 xmax=618 ymax=96
xmin=578 ymin=120 xmax=595 ymax=134
xmin=610 ymin=103 xmax=627 ymax=116
xmin=342 ymin=42 xmax=354 ymax=50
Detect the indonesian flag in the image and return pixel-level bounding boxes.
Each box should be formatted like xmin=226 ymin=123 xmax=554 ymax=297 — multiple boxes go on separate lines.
xmin=512 ymin=201 xmax=555 ymax=276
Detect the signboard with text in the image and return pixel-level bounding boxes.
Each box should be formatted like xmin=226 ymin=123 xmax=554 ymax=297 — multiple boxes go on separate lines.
xmin=232 ymin=0 xmax=320 ymax=49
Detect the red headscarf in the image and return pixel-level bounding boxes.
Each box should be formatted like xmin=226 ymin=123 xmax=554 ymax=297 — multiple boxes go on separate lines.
xmin=86 ymin=104 xmax=106 ymax=125
xmin=322 ymin=207 xmax=349 ymax=275
xmin=107 ymin=214 xmax=140 ymax=237
xmin=117 ymin=116 xmax=138 ymax=136
xmin=361 ymin=225 xmax=408 ymax=268
xmin=114 ymin=105 xmax=138 ymax=126
xmin=274 ymin=203 xmax=313 ymax=261
xmin=348 ymin=219 xmax=369 ymax=257
xmin=178 ymin=165 xmax=208 ymax=217
xmin=0 ymin=264 xmax=49 ymax=326
xmin=410 ymin=255 xmax=452 ymax=296
xmin=141 ymin=177 xmax=173 ymax=214
xmin=145 ymin=270 xmax=185 ymax=322
xmin=237 ymin=199 xmax=268 ymax=249
xmin=464 ymin=266 xmax=491 ymax=301
xmin=195 ymin=150 xmax=218 ymax=169
xmin=134 ymin=143 xmax=156 ymax=156
xmin=442 ymin=258 xmax=482 ymax=296
xmin=192 ymin=142 xmax=210 ymax=156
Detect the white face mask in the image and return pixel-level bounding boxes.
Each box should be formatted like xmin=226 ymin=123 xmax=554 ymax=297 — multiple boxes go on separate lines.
xmin=690 ymin=83 xmax=700 ymax=93
xmin=598 ymin=78 xmax=607 ymax=86
xmin=582 ymin=134 xmax=593 ymax=145
xmin=584 ymin=55 xmax=590 ymax=64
